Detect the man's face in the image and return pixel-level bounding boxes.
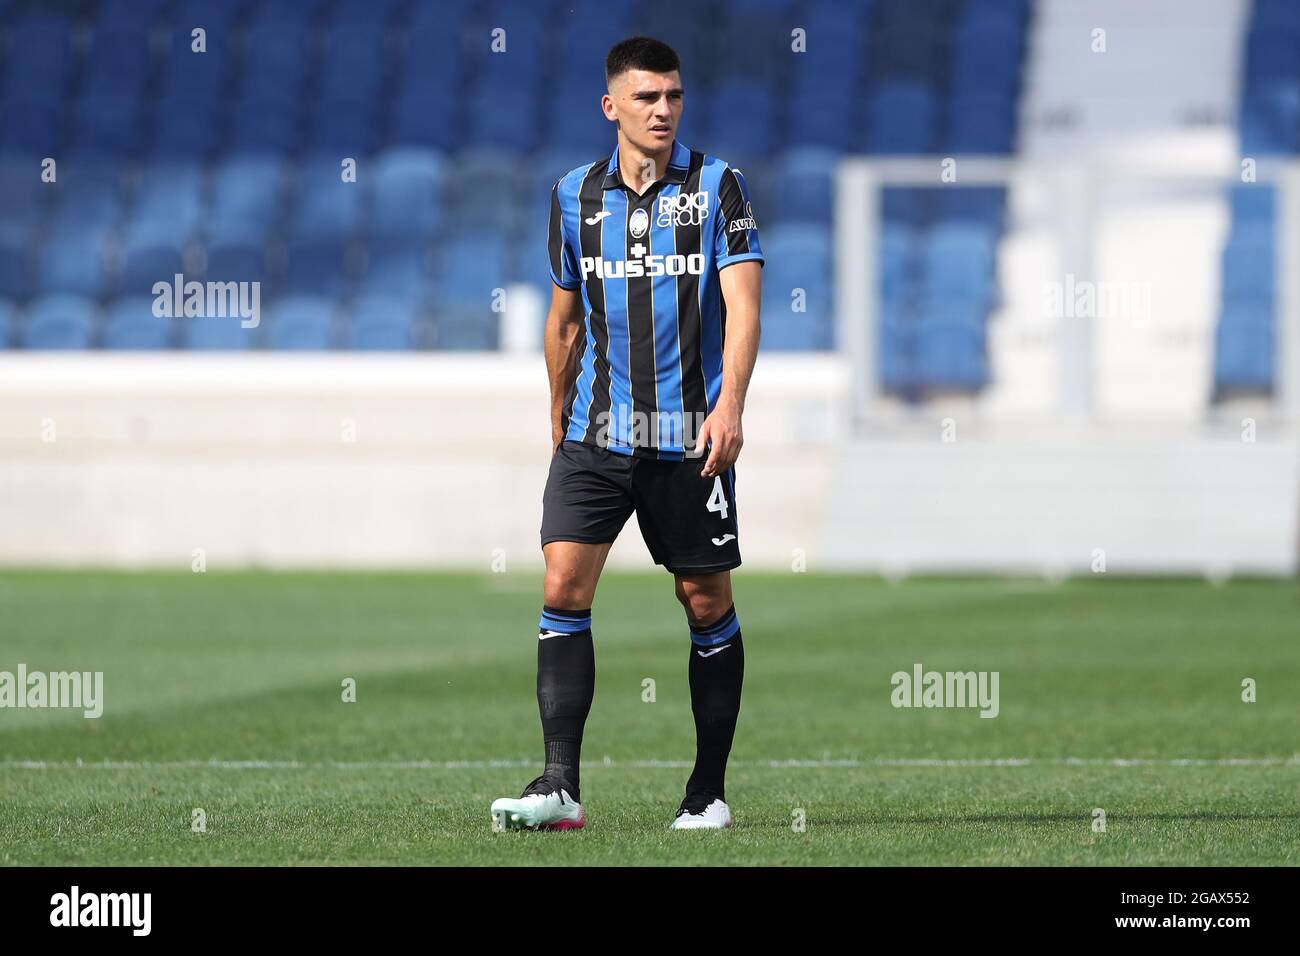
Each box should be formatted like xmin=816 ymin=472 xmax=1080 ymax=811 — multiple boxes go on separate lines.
xmin=602 ymin=69 xmax=683 ymax=157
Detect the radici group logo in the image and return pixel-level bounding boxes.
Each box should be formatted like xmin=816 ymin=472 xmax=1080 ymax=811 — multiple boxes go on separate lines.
xmin=657 ymin=190 xmax=709 ymax=227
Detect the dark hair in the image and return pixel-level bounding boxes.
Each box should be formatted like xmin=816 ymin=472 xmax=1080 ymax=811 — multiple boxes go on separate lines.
xmin=605 ymin=36 xmax=681 ymax=85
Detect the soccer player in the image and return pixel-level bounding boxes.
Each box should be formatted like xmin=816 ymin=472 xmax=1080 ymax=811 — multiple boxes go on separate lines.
xmin=490 ymin=36 xmax=763 ymax=832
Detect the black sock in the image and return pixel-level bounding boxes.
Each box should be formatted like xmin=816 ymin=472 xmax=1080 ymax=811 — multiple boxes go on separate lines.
xmin=537 ymin=605 xmax=595 ymax=801
xmin=686 ymin=607 xmax=744 ymax=800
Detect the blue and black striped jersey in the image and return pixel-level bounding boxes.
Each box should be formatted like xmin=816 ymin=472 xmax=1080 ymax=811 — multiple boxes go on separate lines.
xmin=548 ymin=139 xmax=764 ymax=460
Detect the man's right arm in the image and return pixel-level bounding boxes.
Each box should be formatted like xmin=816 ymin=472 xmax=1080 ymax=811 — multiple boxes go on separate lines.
xmin=544 ymin=283 xmax=585 ymax=451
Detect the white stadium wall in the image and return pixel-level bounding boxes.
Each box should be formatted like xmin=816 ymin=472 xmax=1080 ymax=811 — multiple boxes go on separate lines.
xmin=0 ymin=353 xmax=1295 ymax=576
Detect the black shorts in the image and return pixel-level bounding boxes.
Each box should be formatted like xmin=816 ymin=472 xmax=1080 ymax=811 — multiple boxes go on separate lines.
xmin=540 ymin=440 xmax=741 ymax=575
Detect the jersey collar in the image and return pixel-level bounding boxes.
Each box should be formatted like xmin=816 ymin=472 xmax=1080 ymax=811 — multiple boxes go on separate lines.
xmin=602 ymin=139 xmax=691 ymax=190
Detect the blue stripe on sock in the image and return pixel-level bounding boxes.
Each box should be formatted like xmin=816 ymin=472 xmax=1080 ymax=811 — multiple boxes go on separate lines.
xmin=689 ymin=607 xmax=739 ymax=646
xmin=539 ymin=608 xmax=592 ymax=633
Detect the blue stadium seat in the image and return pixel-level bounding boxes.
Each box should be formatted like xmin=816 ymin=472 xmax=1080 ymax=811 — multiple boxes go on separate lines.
xmin=359 ymin=239 xmax=430 ymax=299
xmin=231 ymin=95 xmax=302 ymax=154
xmin=881 ymin=222 xmax=918 ymax=309
xmin=119 ymin=239 xmax=185 ymax=299
xmin=788 ymin=97 xmax=856 ymax=151
xmin=345 ymin=295 xmax=421 ymax=350
xmin=465 ymin=86 xmax=541 ymax=152
xmin=1240 ymin=86 xmax=1300 ymax=154
xmin=878 ymin=187 xmax=930 ymax=230
xmin=435 ymin=306 xmax=499 ymax=351
xmin=544 ymin=92 xmax=616 ymax=154
xmin=932 ymin=187 xmax=1006 ymax=229
xmin=1254 ymin=0 xmax=1300 ymax=35
xmin=75 ymin=92 xmax=145 ymax=156
xmin=47 ymin=159 xmax=125 ymax=233
xmin=182 ymin=315 xmax=257 ymax=350
xmin=761 ymin=308 xmax=833 ymax=351
xmin=883 ymin=188 xmax=931 ymax=231
xmin=761 ymin=225 xmax=833 ymax=349
xmin=309 ymin=101 xmax=380 ymax=156
xmin=1245 ymin=30 xmax=1300 ymax=82
xmin=0 ymin=160 xmax=44 ymax=244
xmin=319 ymin=15 xmax=388 ymax=82
xmin=391 ymin=87 xmax=462 ymax=152
xmin=706 ymin=85 xmax=778 ymax=156
xmin=0 ymin=235 xmax=28 ymax=299
xmin=916 ymin=311 xmax=987 ymax=390
xmin=85 ymin=24 xmax=152 ymax=96
xmin=209 ymin=157 xmax=287 ymax=244
xmin=283 ymin=239 xmax=353 ymax=297
xmin=448 ymin=150 xmax=520 ymax=232
xmin=772 ymin=148 xmax=836 ymax=225
xmin=0 ymin=299 xmax=15 ymax=348
xmin=512 ymin=221 xmax=552 ymax=288
xmin=266 ymin=295 xmax=336 ymax=350
xmin=1221 ymin=225 xmax=1274 ymax=300
xmin=1229 ymin=186 xmax=1275 ymax=223
xmin=152 ymin=98 xmax=223 ymax=157
xmin=1214 ymin=314 xmax=1274 ymax=392
xmin=437 ymin=233 xmax=511 ymax=307
xmin=126 ymin=164 xmax=205 ymax=248
xmin=333 ymin=0 xmax=406 ymax=21
xmin=205 ymin=242 xmax=268 ymax=288
xmin=96 ymin=0 xmax=170 ymax=28
xmin=867 ymin=82 xmax=938 ymax=154
xmin=159 ymin=20 xmax=232 ymax=106
xmin=879 ymin=312 xmax=918 ymax=392
xmin=167 ymin=0 xmax=244 ymax=30
xmin=103 ymin=297 xmax=172 ymax=349
xmin=22 ymin=295 xmax=96 ymax=349
xmin=0 ymin=94 xmax=64 ymax=156
xmin=373 ymin=148 xmax=449 ymax=241
xmin=946 ymin=93 xmax=1017 ymax=153
xmin=39 ymin=228 xmax=111 ymax=297
xmin=290 ymin=160 xmax=365 ymax=241
xmin=921 ymin=223 xmax=997 ymax=305
xmin=5 ymin=15 xmax=75 ymax=93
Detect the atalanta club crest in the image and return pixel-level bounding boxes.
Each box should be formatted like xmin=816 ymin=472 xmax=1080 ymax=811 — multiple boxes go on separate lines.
xmin=629 ymin=207 xmax=649 ymax=238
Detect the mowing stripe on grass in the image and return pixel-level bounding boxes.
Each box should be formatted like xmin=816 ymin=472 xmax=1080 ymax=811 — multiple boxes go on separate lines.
xmin=1 ymin=756 xmax=1296 ymax=770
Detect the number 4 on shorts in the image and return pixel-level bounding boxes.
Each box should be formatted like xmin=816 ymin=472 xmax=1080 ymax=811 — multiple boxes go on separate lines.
xmin=707 ymin=475 xmax=729 ymax=520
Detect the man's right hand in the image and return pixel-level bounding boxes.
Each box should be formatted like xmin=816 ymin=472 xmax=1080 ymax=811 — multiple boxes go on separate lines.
xmin=544 ymin=283 xmax=585 ymax=460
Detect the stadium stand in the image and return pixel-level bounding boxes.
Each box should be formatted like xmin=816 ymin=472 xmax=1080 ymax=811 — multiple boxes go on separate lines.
xmin=1215 ymin=0 xmax=1292 ymax=393
xmin=0 ymin=0 xmax=1029 ymax=393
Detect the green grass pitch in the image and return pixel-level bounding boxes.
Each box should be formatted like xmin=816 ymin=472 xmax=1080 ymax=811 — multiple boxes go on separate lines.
xmin=0 ymin=571 xmax=1296 ymax=866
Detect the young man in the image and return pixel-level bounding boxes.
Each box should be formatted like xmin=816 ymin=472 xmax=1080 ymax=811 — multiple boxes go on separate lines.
xmin=491 ymin=36 xmax=763 ymax=832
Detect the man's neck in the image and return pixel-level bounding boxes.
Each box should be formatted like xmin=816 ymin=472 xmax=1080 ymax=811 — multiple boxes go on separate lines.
xmin=617 ymin=136 xmax=671 ymax=196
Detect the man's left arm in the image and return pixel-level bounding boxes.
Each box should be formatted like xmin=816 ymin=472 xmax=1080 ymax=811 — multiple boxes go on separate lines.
xmin=698 ymin=260 xmax=761 ymax=478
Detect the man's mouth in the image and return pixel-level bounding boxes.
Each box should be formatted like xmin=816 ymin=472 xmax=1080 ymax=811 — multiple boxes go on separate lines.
xmin=650 ymin=124 xmax=671 ymax=134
